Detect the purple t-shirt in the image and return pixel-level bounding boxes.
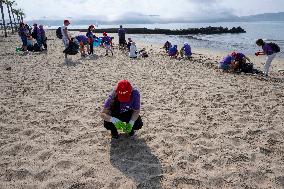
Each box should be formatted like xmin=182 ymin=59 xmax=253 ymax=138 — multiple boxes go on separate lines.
xmin=262 ymin=43 xmax=274 ymax=55
xmin=235 ymin=53 xmax=245 ymax=62
xmin=220 ymin=55 xmax=233 ymax=65
xmin=76 ymin=35 xmax=88 ymax=43
xmin=118 ymin=28 xmax=126 ymax=38
xmin=102 ymin=36 xmax=111 ymax=45
xmin=183 ymin=44 xmax=192 ymax=56
xmin=104 ymin=88 xmax=140 ymax=113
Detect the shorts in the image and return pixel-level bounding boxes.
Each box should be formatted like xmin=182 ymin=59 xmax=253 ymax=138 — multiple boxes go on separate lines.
xmin=219 ymin=63 xmax=230 ymax=70
xmin=21 ymin=36 xmax=27 ymax=46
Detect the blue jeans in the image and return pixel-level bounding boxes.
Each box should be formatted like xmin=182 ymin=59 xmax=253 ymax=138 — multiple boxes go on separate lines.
xmin=219 ymin=63 xmax=230 ymax=71
xmin=21 ymin=36 xmax=27 ymax=46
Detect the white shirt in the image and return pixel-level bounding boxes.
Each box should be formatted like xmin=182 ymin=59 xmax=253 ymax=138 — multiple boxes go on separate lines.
xmin=129 ymin=43 xmax=137 ymax=58
xmin=61 ymin=25 xmax=69 ymax=39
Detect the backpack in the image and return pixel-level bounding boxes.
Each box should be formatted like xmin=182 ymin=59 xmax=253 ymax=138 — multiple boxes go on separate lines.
xmin=269 ymin=42 xmax=280 ymax=53
xmin=33 ymin=43 xmax=41 ymax=52
xmin=63 ymin=41 xmax=79 ymax=55
xmin=240 ymin=63 xmax=254 ymax=73
xmin=56 ymin=27 xmax=63 ymax=39
xmin=31 ymin=29 xmax=38 ymax=39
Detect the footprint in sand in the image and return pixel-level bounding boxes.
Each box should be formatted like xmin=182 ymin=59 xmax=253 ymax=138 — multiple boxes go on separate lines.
xmin=55 ymin=160 xmax=72 ymax=170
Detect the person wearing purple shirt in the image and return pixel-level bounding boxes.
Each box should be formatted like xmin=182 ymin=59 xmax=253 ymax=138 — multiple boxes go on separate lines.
xmin=231 ymin=52 xmax=251 ymax=71
xmin=255 ymin=39 xmax=278 ymax=77
xmin=75 ymin=34 xmax=89 ymax=57
xmin=101 ymin=80 xmax=143 ymax=139
xmin=219 ymin=54 xmax=235 ymax=71
xmin=118 ymin=25 xmax=126 ymax=49
xmin=38 ymin=25 xmax=47 ymax=50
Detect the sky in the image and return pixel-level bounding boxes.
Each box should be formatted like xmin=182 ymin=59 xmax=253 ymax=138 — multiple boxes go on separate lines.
xmin=8 ymin=0 xmax=284 ymax=22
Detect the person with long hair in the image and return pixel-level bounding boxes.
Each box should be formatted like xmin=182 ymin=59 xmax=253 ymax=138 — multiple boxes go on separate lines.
xmin=255 ymin=39 xmax=279 ymax=77
xmin=86 ymin=25 xmax=95 ymax=55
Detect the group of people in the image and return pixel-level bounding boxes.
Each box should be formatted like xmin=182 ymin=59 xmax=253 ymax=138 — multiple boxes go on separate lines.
xmin=163 ymin=41 xmax=192 ymax=59
xmin=16 ymin=20 xmax=281 ymax=140
xmin=219 ymin=39 xmax=280 ymax=77
xmin=18 ymin=22 xmax=47 ymax=52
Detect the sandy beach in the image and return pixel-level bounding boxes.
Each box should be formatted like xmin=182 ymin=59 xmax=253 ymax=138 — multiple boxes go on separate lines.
xmin=0 ymin=31 xmax=284 ymax=189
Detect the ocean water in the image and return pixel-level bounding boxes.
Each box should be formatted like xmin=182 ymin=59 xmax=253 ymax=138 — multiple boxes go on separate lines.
xmin=49 ymin=21 xmax=284 ymax=57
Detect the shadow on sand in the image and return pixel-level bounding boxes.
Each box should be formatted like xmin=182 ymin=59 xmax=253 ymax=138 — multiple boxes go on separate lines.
xmin=110 ymin=137 xmax=162 ymax=189
xmin=63 ymin=58 xmax=82 ymax=67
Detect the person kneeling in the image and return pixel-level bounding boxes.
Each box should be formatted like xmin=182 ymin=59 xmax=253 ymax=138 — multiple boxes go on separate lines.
xmin=100 ymin=80 xmax=143 ymax=139
xmin=219 ymin=54 xmax=236 ymax=72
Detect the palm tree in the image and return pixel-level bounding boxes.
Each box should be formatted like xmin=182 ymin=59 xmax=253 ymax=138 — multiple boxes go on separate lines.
xmin=5 ymin=0 xmax=14 ymax=33
xmin=0 ymin=0 xmax=7 ymax=37
xmin=8 ymin=0 xmax=17 ymax=30
xmin=13 ymin=8 xmax=19 ymax=24
xmin=18 ymin=9 xmax=24 ymax=22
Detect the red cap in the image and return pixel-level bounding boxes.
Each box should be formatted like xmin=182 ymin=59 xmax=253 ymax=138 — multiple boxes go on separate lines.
xmin=231 ymin=51 xmax=237 ymax=57
xmin=116 ymin=80 xmax=132 ymax=102
xmin=64 ymin=20 xmax=70 ymax=24
xmin=103 ymin=32 xmax=107 ymax=36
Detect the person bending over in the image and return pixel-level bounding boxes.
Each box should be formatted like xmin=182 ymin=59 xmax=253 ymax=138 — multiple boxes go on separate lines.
xmin=255 ymin=39 xmax=280 ymax=77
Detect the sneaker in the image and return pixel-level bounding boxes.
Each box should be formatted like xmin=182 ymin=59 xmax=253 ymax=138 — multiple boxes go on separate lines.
xmin=111 ymin=134 xmax=119 ymax=139
xmin=128 ymin=130 xmax=135 ymax=137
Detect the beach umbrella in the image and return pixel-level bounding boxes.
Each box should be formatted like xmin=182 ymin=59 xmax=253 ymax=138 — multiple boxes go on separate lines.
xmin=0 ymin=0 xmax=7 ymax=37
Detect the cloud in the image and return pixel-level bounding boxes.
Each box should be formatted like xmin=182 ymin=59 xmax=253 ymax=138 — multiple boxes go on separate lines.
xmin=15 ymin=0 xmax=284 ymax=22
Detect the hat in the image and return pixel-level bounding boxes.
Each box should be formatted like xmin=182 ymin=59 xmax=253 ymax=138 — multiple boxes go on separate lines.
xmin=103 ymin=32 xmax=107 ymax=36
xmin=89 ymin=25 xmax=95 ymax=28
xmin=231 ymin=51 xmax=237 ymax=57
xmin=116 ymin=80 xmax=133 ymax=102
xmin=184 ymin=42 xmax=188 ymax=45
xmin=33 ymin=23 xmax=37 ymax=26
xmin=64 ymin=20 xmax=70 ymax=24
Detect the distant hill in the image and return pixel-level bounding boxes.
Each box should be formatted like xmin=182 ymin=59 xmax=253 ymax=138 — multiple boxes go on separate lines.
xmin=27 ymin=12 xmax=284 ymax=26
xmin=239 ymin=12 xmax=284 ymax=22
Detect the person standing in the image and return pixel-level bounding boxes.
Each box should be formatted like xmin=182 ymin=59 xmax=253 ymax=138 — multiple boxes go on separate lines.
xmin=102 ymin=32 xmax=113 ymax=56
xmin=31 ymin=23 xmax=39 ymax=43
xmin=100 ymin=80 xmax=143 ymax=139
xmin=38 ymin=25 xmax=47 ymax=50
xmin=118 ymin=25 xmax=126 ymax=50
xmin=18 ymin=22 xmax=29 ymax=51
xmin=61 ymin=20 xmax=71 ymax=58
xmin=255 ymin=39 xmax=280 ymax=77
xmin=86 ymin=25 xmax=95 ymax=55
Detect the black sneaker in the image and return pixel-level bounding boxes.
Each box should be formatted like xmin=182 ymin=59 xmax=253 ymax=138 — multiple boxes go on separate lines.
xmin=128 ymin=130 xmax=135 ymax=137
xmin=111 ymin=134 xmax=119 ymax=139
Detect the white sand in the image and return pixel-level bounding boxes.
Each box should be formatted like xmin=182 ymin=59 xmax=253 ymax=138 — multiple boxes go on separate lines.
xmin=0 ymin=31 xmax=284 ymax=189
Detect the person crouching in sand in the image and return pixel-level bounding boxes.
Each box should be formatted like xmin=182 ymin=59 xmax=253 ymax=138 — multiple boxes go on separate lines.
xmin=129 ymin=42 xmax=138 ymax=58
xmin=219 ymin=54 xmax=236 ymax=72
xmin=100 ymin=80 xmax=143 ymax=139
xmin=168 ymin=45 xmax=179 ymax=59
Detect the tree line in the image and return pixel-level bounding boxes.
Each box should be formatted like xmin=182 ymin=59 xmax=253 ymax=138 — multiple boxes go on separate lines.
xmin=0 ymin=0 xmax=25 ymax=37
